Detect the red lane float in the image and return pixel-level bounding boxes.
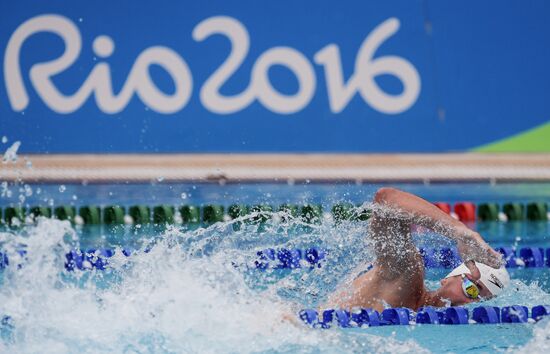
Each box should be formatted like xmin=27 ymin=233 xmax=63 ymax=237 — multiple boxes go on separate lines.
xmin=433 ymin=202 xmax=451 ymax=214
xmin=454 ymin=202 xmax=476 ymax=222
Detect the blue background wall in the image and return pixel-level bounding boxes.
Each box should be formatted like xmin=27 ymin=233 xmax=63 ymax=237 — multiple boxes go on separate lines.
xmin=1 ymin=0 xmax=549 ymax=153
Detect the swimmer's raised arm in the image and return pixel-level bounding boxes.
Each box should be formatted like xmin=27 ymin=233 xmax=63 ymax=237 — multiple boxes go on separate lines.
xmin=370 ymin=188 xmax=503 ymax=273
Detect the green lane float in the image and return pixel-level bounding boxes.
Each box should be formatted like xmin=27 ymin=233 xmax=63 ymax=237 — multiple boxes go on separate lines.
xmin=332 ymin=204 xmax=370 ymax=222
xmin=250 ymin=205 xmax=273 ymax=223
xmin=153 ymin=205 xmax=175 ymax=224
xmin=477 ymin=203 xmax=499 ymax=221
xmin=353 ymin=205 xmax=371 ymax=221
xmin=228 ymin=204 xmax=248 ymax=219
xmin=103 ymin=205 xmax=125 ymax=225
xmin=79 ymin=206 xmax=101 ymax=224
xmin=203 ymin=205 xmax=224 ymax=224
xmin=180 ymin=205 xmax=200 ymax=225
xmin=29 ymin=206 xmax=52 ymax=219
xmin=228 ymin=204 xmax=249 ymax=230
xmin=301 ymin=204 xmax=323 ymax=224
xmin=332 ymin=203 xmax=353 ymax=222
xmin=54 ymin=206 xmax=76 ymax=222
xmin=527 ymin=202 xmax=548 ymax=221
xmin=129 ymin=205 xmax=151 ymax=225
xmin=503 ymin=203 xmax=524 ymax=221
xmin=2 ymin=201 xmax=547 ymax=227
xmin=3 ymin=207 xmax=25 ymax=226
xmin=278 ymin=204 xmax=299 ymax=222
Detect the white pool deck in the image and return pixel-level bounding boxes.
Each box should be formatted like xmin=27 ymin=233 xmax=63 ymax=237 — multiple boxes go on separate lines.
xmin=2 ymin=153 xmax=550 ymax=183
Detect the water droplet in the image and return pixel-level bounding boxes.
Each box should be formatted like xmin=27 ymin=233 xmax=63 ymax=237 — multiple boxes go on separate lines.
xmin=72 ymin=195 xmax=78 ymax=200
xmin=2 ymin=141 xmax=21 ymax=164
xmin=180 ymin=193 xmax=187 ymax=200
xmin=24 ymin=184 xmax=33 ymax=196
xmin=18 ymin=194 xmax=25 ymax=203
xmin=157 ymin=176 xmax=164 ymax=182
xmin=1 ymin=183 xmax=11 ymax=198
xmin=59 ymin=185 xmax=66 ymax=193
xmin=1 ymin=136 xmax=7 ymax=143
xmin=78 ymin=17 xmax=83 ymax=22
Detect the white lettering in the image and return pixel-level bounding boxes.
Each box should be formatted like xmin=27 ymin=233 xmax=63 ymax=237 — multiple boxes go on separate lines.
xmin=4 ymin=14 xmax=420 ymax=116
xmin=5 ymin=14 xmax=192 ymax=114
xmin=193 ymin=17 xmax=315 ymax=114
xmin=315 ymin=18 xmax=420 ymax=114
xmin=253 ymin=47 xmax=315 ymax=114
xmin=192 ymin=16 xmax=255 ymax=114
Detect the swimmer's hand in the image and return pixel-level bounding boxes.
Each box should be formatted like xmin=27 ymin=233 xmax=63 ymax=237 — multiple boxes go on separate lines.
xmin=457 ymin=232 xmax=504 ymax=268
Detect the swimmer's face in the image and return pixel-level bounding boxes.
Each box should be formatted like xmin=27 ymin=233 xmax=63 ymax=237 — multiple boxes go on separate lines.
xmin=438 ymin=262 xmax=493 ymax=306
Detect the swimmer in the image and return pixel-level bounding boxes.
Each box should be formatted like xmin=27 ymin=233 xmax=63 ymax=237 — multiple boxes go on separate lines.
xmin=327 ymin=187 xmax=509 ymax=312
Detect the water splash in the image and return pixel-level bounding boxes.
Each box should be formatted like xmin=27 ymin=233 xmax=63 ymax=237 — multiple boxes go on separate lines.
xmin=0 ymin=201 xmax=549 ymax=353
xmin=516 ymin=318 xmax=550 ymax=353
xmin=0 ymin=212 xmax=430 ymax=353
xmin=2 ymin=141 xmax=21 ymax=164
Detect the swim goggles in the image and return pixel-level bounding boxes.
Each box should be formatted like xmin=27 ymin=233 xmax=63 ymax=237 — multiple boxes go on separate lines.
xmin=461 ymin=274 xmax=480 ymax=299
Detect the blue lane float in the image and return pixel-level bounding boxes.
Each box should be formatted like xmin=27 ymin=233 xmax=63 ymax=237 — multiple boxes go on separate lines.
xmin=416 ymin=307 xmax=444 ymax=324
xmin=299 ymin=308 xmax=384 ymax=328
xmin=255 ymin=248 xmax=326 ymax=270
xmin=532 ymin=305 xmax=550 ymax=321
xmin=299 ymin=305 xmax=550 ymax=328
xmin=518 ymin=247 xmax=545 ymax=267
xmin=381 ymin=308 xmax=411 ymax=325
xmin=472 ymin=306 xmax=501 ymax=324
xmin=65 ymin=249 xmax=125 ymax=271
xmin=443 ymin=307 xmax=469 ymax=324
xmin=496 ymin=247 xmax=518 ymax=268
xmin=0 ymin=250 xmax=27 ymax=270
xmin=2 ymin=246 xmax=550 ymax=272
xmin=419 ymin=247 xmax=462 ymax=268
xmin=501 ymin=305 xmax=529 ymax=323
xmin=419 ymin=246 xmax=550 ymax=269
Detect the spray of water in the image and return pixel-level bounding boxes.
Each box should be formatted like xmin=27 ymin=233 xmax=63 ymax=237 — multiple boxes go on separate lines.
xmin=0 ymin=210 xmax=433 ymax=353
xmin=0 ymin=198 xmax=548 ymax=353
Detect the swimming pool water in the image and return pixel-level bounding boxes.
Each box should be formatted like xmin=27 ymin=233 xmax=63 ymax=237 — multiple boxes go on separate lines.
xmin=1 ymin=182 xmax=550 ymax=353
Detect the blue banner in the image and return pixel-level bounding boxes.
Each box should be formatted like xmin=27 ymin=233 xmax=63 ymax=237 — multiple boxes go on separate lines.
xmin=1 ymin=0 xmax=549 ymax=153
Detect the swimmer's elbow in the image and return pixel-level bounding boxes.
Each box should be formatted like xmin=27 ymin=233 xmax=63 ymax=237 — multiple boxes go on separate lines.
xmin=374 ymin=187 xmax=400 ymax=205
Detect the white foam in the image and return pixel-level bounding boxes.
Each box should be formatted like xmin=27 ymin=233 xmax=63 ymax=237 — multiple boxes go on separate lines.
xmin=0 ymin=217 xmax=423 ymax=353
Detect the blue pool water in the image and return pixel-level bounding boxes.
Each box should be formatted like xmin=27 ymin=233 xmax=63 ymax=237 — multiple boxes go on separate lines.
xmin=1 ymin=182 xmax=550 ymax=353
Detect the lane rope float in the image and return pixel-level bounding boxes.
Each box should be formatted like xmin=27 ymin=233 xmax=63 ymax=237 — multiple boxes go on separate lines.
xmin=298 ymin=305 xmax=550 ymax=328
xmin=1 ymin=201 xmax=549 ymax=226
xmin=2 ymin=246 xmax=550 ymax=271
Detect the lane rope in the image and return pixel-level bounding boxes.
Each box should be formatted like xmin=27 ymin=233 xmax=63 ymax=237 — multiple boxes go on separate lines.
xmin=1 ymin=246 xmax=550 ymax=271
xmin=298 ymin=305 xmax=550 ymax=327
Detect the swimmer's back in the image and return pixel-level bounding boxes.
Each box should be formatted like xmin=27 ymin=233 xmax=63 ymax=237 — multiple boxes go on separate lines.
xmin=326 ymin=264 xmax=425 ymax=312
